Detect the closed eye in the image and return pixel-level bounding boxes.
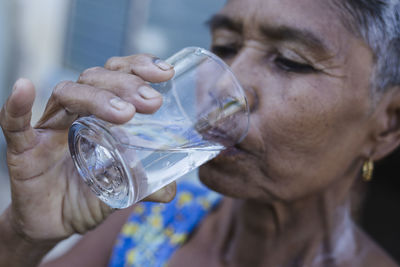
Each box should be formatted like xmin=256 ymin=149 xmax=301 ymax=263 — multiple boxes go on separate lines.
xmin=275 ymin=57 xmax=317 ymax=74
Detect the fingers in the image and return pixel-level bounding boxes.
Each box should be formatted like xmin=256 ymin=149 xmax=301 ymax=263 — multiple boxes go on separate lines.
xmin=0 ymin=78 xmax=37 ymax=154
xmin=36 ymin=81 xmax=136 ymax=129
xmin=143 ymin=182 xmax=177 ymax=203
xmin=37 ymin=54 xmax=174 ymax=130
xmin=104 ymin=54 xmax=175 ymax=83
xmin=77 ymin=67 xmax=163 ymax=114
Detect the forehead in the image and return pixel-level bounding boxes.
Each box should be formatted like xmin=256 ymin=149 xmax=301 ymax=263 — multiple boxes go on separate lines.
xmin=222 ymin=0 xmax=340 ymax=27
xmin=219 ymin=0 xmax=351 ymax=51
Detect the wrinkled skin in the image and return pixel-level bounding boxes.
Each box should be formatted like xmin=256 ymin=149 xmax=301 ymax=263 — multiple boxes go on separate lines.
xmin=200 ymin=0 xmax=376 ymax=202
xmin=0 ymin=55 xmax=177 ymax=266
xmin=2 ymin=0 xmax=400 ymax=266
xmin=170 ymin=0 xmax=400 ymax=266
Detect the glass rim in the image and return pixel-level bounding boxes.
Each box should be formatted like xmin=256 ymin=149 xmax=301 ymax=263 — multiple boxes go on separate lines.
xmin=172 ymin=46 xmax=250 ymax=143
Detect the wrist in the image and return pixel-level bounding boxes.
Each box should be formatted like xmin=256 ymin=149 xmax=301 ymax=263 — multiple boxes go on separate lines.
xmin=0 ymin=207 xmax=58 ymax=267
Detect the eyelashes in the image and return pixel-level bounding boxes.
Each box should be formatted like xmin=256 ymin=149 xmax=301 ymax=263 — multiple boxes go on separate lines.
xmin=274 ymin=57 xmax=317 ymax=74
xmin=211 ymin=44 xmax=318 ymax=75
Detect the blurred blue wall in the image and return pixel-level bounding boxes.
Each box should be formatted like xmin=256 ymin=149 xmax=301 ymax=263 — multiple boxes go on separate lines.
xmin=63 ymin=0 xmax=225 ymax=71
xmin=144 ymin=0 xmax=225 ymax=58
xmin=0 ymin=2 xmax=12 ymax=106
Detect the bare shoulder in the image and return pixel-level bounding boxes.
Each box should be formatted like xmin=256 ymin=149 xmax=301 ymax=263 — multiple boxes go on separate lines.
xmin=354 ymin=226 xmax=399 ymax=267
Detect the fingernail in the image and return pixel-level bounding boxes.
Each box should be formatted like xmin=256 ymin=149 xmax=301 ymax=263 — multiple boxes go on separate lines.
xmin=110 ymin=97 xmax=131 ymax=110
xmin=153 ymin=58 xmax=173 ymax=71
xmin=138 ymin=86 xmax=161 ymax=99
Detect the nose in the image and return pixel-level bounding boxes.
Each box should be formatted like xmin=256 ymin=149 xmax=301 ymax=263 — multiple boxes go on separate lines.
xmin=193 ymin=55 xmax=251 ymax=146
xmin=215 ymin=73 xmax=258 ymax=113
xmin=242 ymin=86 xmax=258 ymax=112
xmin=227 ymin=50 xmax=260 ymax=113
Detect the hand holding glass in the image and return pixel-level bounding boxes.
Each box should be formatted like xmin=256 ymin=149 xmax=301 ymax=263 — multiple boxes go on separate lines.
xmin=68 ymin=47 xmax=249 ymax=209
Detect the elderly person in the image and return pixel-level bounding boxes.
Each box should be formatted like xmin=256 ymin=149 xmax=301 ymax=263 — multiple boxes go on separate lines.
xmin=1 ymin=0 xmax=400 ymax=266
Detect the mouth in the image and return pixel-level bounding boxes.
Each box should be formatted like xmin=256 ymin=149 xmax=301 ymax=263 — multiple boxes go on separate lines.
xmin=220 ymin=144 xmax=249 ymax=157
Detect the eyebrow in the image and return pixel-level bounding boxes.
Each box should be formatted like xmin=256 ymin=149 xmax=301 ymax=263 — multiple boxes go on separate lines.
xmin=207 ymin=14 xmax=243 ymax=34
xmin=260 ymin=25 xmax=330 ymax=54
xmin=207 ymin=14 xmax=330 ymax=54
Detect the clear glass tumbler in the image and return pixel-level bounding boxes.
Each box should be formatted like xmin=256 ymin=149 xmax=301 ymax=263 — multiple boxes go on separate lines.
xmin=68 ymin=47 xmax=249 ymax=208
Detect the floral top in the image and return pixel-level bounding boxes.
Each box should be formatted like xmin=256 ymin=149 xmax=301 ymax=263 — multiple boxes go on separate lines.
xmin=108 ymin=179 xmax=221 ymax=267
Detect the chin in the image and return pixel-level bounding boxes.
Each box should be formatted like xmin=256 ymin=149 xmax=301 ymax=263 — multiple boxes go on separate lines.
xmin=198 ymin=150 xmax=265 ymax=199
xmin=198 ymin=147 xmax=280 ymax=202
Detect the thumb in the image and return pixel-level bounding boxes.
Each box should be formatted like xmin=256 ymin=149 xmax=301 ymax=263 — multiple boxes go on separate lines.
xmin=0 ymin=78 xmax=37 ymax=154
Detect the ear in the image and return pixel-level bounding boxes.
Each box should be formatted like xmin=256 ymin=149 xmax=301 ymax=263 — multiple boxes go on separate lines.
xmin=370 ymin=87 xmax=400 ymax=161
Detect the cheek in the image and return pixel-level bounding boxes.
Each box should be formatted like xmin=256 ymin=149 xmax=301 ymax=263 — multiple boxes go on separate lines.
xmin=265 ymin=76 xmax=369 ymax=154
xmin=258 ymin=78 xmax=337 ymax=151
xmin=248 ymin=77 xmax=368 ymax=198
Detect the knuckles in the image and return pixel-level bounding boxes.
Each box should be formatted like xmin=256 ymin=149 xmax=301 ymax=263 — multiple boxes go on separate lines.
xmin=104 ymin=56 xmax=122 ymax=70
xmin=105 ymin=54 xmax=155 ymax=71
xmin=51 ymin=53 xmax=161 ymax=107
xmin=78 ymin=66 xmax=104 ymax=84
xmin=52 ymin=81 xmax=74 ymax=102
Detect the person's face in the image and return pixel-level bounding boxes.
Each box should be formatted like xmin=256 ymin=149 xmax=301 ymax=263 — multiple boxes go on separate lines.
xmin=199 ymin=0 xmax=375 ymax=202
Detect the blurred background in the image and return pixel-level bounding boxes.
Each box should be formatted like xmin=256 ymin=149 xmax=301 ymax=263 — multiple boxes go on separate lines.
xmin=0 ymin=0 xmax=400 ymax=264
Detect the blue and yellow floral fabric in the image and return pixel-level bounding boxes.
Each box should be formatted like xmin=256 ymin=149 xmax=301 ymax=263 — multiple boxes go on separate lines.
xmin=108 ymin=180 xmax=221 ymax=267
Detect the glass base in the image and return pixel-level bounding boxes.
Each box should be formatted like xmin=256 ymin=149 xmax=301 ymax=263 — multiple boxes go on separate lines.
xmin=68 ymin=117 xmax=135 ymax=208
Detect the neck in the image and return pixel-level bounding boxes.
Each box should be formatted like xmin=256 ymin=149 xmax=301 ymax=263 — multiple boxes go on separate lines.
xmin=216 ymin=182 xmax=358 ymax=267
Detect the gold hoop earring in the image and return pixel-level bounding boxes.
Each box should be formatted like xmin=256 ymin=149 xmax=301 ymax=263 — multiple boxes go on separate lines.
xmin=362 ymin=159 xmax=374 ymax=182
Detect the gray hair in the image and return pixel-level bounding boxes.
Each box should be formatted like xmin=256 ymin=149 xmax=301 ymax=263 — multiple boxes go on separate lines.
xmin=335 ymin=0 xmax=400 ymax=93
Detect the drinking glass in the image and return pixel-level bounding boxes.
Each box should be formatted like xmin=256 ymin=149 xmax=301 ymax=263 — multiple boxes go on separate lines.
xmin=68 ymin=47 xmax=249 ymax=209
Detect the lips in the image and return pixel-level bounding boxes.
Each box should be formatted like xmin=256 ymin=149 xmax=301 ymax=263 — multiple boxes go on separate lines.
xmin=207 ymin=143 xmax=255 ymax=171
xmin=220 ymin=144 xmax=249 ymax=157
